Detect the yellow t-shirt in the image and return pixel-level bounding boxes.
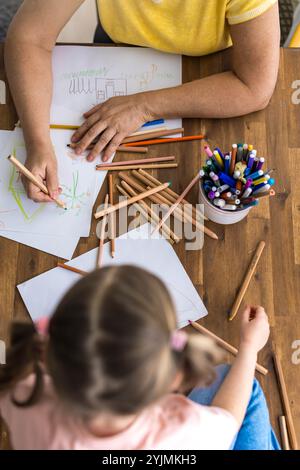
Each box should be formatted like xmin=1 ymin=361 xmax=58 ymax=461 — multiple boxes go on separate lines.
xmin=98 ymin=0 xmax=277 ymax=56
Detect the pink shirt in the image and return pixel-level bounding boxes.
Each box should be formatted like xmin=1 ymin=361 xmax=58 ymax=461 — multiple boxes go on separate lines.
xmin=0 ymin=374 xmax=238 ymax=450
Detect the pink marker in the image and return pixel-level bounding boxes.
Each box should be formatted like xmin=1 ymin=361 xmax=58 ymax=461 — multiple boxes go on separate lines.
xmin=204 ymin=145 xmax=214 ymax=158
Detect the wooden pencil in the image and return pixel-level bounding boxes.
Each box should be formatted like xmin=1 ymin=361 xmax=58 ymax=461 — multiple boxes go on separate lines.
xmin=117 ymin=184 xmax=175 ymax=245
xmin=119 ymin=180 xmax=180 ymax=243
xmin=189 ymin=320 xmax=268 ymax=376
xmin=125 ymin=134 xmax=205 ymax=147
xmin=228 ymin=241 xmax=266 ymax=321
xmin=108 ymin=174 xmax=116 ymax=258
xmin=97 ymin=194 xmax=109 ymax=267
xmin=94 ymin=182 xmax=170 ymax=220
xmin=7 ymin=155 xmax=66 ymax=209
xmin=122 ymin=127 xmax=184 ymax=144
xmin=253 ymin=189 xmax=276 ymax=199
xmin=273 ymin=348 xmax=298 ymax=450
xmin=52 ymin=124 xmax=165 ymax=136
xmin=130 ymin=126 xmax=166 ymax=136
xmin=152 ymin=172 xmax=202 ymax=235
xmin=118 ymin=172 xmax=217 ymax=240
xmin=96 ymin=156 xmax=175 ymax=168
xmin=67 ymin=143 xmax=148 ymax=154
xmin=96 ymin=163 xmax=178 ymax=172
xmin=278 ymin=416 xmax=290 ymax=450
xmin=133 ymin=169 xmax=207 ymax=221
xmin=57 ymin=262 xmax=87 ymax=276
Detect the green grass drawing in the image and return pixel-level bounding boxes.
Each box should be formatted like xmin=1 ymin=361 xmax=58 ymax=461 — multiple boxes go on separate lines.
xmin=60 ymin=170 xmax=89 ymax=214
xmin=8 ymin=151 xmax=45 ymax=222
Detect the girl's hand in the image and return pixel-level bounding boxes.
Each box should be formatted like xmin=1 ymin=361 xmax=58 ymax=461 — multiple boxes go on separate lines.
xmin=23 ymin=149 xmax=61 ymax=203
xmin=239 ymin=305 xmax=270 ymax=354
xmin=71 ymin=93 xmax=152 ymax=162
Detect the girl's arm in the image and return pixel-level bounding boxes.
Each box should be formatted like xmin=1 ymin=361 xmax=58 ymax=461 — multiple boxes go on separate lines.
xmin=211 ymin=306 xmax=270 ymax=427
xmin=72 ymin=3 xmax=280 ymax=161
xmin=5 ymin=0 xmax=85 ymax=202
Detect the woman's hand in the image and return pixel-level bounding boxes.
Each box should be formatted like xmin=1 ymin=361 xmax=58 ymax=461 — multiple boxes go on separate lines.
xmin=23 ymin=148 xmax=61 ymax=203
xmin=239 ymin=305 xmax=270 ymax=354
xmin=71 ymin=93 xmax=152 ymax=162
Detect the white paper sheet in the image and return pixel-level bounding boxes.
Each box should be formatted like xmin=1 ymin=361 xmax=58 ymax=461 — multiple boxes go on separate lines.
xmin=51 ymin=46 xmax=182 ymax=131
xmin=0 ymin=129 xmax=108 ymax=259
xmin=17 ymin=224 xmax=207 ymax=327
xmin=0 ymin=128 xmax=99 ymax=237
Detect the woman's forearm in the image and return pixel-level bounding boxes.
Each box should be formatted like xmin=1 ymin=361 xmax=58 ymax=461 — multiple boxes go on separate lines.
xmin=5 ymin=38 xmax=53 ymax=152
xmin=143 ymin=71 xmax=271 ymax=120
xmin=211 ymin=346 xmax=257 ymax=426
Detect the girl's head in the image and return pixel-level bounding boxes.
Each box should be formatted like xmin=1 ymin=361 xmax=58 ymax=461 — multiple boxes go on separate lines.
xmin=0 ymin=266 xmax=220 ymax=418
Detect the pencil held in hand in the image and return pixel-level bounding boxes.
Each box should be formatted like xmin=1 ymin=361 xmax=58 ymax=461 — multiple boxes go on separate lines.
xmin=7 ymin=155 xmax=66 ymax=209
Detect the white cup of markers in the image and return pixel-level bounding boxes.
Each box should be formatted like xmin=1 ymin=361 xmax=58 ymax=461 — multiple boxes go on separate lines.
xmin=198 ymin=143 xmax=276 ymax=225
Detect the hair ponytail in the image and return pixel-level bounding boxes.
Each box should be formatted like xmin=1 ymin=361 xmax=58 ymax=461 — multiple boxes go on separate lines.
xmin=0 ymin=322 xmax=45 ymax=406
xmin=174 ymin=334 xmax=223 ymax=394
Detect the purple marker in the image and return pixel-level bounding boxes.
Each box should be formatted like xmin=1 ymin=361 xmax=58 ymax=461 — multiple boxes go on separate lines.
xmin=208 ymin=191 xmax=216 ymax=200
xmin=204 ymin=145 xmax=214 ymax=158
xmin=256 ymin=157 xmax=265 ymax=172
xmin=244 ymin=178 xmax=253 ymax=190
xmin=247 ymin=153 xmax=255 ymax=170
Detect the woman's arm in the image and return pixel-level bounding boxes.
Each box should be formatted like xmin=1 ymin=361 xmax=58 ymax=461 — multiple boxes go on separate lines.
xmin=73 ymin=3 xmax=280 ymax=161
xmin=5 ymin=0 xmax=85 ymax=202
xmin=211 ymin=306 xmax=270 ymax=427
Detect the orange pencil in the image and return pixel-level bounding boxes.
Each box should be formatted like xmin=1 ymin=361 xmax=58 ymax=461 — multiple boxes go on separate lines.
xmin=57 ymin=262 xmax=87 ymax=276
xmin=125 ymin=135 xmax=205 ymax=147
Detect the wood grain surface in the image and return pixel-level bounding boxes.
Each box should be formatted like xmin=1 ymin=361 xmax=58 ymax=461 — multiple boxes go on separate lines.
xmin=0 ymin=45 xmax=299 ymax=449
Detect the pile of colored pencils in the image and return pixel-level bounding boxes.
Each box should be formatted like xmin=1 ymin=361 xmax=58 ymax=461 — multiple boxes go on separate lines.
xmin=200 ymin=143 xmax=276 ymax=212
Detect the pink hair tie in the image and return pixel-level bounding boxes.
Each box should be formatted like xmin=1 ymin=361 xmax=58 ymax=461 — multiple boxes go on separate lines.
xmin=170 ymin=330 xmax=188 ymax=352
xmin=35 ymin=317 xmax=50 ymax=338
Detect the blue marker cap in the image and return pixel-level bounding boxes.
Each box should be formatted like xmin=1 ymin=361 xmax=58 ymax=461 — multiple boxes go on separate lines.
xmin=218 ymin=172 xmax=236 ymax=187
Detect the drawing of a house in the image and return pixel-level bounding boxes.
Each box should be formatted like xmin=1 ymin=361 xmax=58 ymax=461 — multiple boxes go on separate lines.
xmin=95 ymin=78 xmax=127 ymax=102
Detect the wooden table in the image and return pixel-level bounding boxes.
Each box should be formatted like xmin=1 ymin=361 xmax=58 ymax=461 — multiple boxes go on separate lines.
xmin=0 ymin=44 xmax=300 ymax=449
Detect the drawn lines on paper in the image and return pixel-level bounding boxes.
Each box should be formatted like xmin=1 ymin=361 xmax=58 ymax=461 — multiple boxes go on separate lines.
xmin=8 ymin=161 xmax=45 ymax=223
xmin=60 ymin=170 xmax=90 ymax=214
xmin=69 ymin=77 xmax=127 ymax=103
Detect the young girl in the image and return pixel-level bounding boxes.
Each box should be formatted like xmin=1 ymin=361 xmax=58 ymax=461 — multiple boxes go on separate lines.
xmin=0 ymin=265 xmax=279 ymax=450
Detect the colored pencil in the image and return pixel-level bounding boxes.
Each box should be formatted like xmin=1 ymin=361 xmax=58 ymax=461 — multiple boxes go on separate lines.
xmin=119 ymin=172 xmax=217 ymax=240
xmin=97 ymin=194 xmax=109 ymax=267
xmin=136 ymin=169 xmax=208 ymax=221
xmin=273 ymin=347 xmax=298 ymax=450
xmin=122 ymin=127 xmax=184 ymax=144
xmin=94 ymin=182 xmax=170 ymax=220
xmin=152 ymin=172 xmax=203 ymax=235
xmin=67 ymin=143 xmax=148 ymax=154
xmin=108 ymin=174 xmax=116 ymax=258
xmin=278 ymin=416 xmax=290 ymax=450
xmin=228 ymin=241 xmax=266 ymax=321
xmin=57 ymin=262 xmax=87 ymax=276
xmin=118 ymin=182 xmax=178 ymax=244
xmin=96 ymin=163 xmax=178 ymax=172
xmin=7 ymin=155 xmax=66 ymax=209
xmin=96 ymin=156 xmax=175 ymax=168
xmin=125 ymin=134 xmax=204 ymax=147
xmin=189 ymin=321 xmax=268 ymax=376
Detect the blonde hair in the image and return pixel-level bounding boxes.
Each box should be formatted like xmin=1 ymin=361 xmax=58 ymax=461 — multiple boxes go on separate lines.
xmin=0 ymin=266 xmax=220 ymax=417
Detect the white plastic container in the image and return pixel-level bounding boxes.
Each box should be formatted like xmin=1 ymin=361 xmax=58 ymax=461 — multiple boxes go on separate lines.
xmin=199 ymin=183 xmax=252 ymax=225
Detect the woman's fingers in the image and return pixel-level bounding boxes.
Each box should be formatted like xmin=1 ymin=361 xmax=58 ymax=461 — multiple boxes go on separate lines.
xmin=71 ymin=111 xmax=103 ymax=143
xmin=102 ymin=134 xmax=126 ymax=162
xmin=74 ymin=121 xmax=108 ymax=154
xmin=86 ymin=127 xmax=118 ymax=162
